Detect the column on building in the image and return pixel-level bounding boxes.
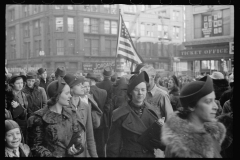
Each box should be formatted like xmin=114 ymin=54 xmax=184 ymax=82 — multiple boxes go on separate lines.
xmin=78 ymin=16 xmax=84 ymax=56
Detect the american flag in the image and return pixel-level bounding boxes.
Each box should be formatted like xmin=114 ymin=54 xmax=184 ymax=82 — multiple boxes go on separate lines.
xmin=116 ymin=13 xmax=143 ymax=66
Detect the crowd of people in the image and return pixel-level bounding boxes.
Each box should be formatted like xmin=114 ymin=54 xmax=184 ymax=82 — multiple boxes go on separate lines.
xmin=5 ymin=64 xmax=233 ymax=158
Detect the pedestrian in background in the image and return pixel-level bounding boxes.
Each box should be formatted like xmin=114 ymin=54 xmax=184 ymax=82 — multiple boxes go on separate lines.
xmin=37 ymin=68 xmax=51 ymax=92
xmin=161 ymin=76 xmax=226 ymax=158
xmin=168 ymin=75 xmax=181 ymax=111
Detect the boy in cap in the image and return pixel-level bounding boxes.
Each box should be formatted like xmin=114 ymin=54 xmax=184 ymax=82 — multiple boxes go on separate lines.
xmin=37 ymin=68 xmax=51 ymax=92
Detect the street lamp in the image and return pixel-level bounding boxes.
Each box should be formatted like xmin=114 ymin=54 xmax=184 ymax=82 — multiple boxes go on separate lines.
xmin=39 ymin=50 xmax=45 ymax=68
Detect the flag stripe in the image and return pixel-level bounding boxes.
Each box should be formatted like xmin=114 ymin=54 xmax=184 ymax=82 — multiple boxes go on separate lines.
xmin=117 ymin=54 xmax=140 ymax=64
xmin=119 ymin=41 xmax=131 ymax=48
xmin=117 ymin=50 xmax=142 ymax=63
xmin=118 ymin=47 xmax=134 ymax=56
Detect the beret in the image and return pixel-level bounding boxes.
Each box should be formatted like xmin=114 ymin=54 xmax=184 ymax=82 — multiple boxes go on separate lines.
xmin=127 ymin=71 xmax=149 ymax=95
xmin=47 ymin=80 xmax=66 ymax=98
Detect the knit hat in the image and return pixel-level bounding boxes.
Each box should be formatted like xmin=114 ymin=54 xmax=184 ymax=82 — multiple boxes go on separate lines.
xmin=127 ymin=71 xmax=149 ymax=95
xmin=37 ymin=68 xmax=46 ymax=75
xmin=63 ymin=73 xmax=85 ymax=88
xmin=26 ymin=72 xmax=37 ymax=80
xmin=171 ymin=75 xmax=179 ymax=87
xmin=210 ymin=71 xmax=224 ymax=79
xmin=5 ymin=120 xmax=20 ymax=133
xmin=179 ymin=75 xmax=214 ymax=107
xmin=46 ymin=80 xmax=66 ymax=98
xmin=55 ymin=66 xmax=66 ymax=77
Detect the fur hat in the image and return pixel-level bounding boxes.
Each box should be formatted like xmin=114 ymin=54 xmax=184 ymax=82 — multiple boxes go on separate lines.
xmin=5 ymin=120 xmax=20 ymax=133
xmin=85 ymin=73 xmax=98 ymax=82
xmin=46 ymin=80 xmax=66 ymax=98
xmin=37 ymin=68 xmax=46 ymax=75
xmin=26 ymin=72 xmax=37 ymax=80
xmin=55 ymin=66 xmax=66 ymax=77
xmin=102 ymin=66 xmax=114 ymax=77
xmin=127 ymin=71 xmax=149 ymax=95
xmin=179 ymin=75 xmax=213 ymax=107
xmin=63 ymin=73 xmax=85 ymax=88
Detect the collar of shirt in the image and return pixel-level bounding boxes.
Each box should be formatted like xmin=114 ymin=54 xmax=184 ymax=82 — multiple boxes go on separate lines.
xmin=5 ymin=147 xmax=20 ymax=157
xmin=80 ymin=95 xmax=88 ymax=104
xmin=148 ymin=84 xmax=157 ymax=96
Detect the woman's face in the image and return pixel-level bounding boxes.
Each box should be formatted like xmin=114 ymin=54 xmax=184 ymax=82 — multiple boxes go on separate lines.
xmin=168 ymin=79 xmax=175 ymax=90
xmin=58 ymin=84 xmax=72 ymax=106
xmin=72 ymin=83 xmax=85 ymax=96
xmin=26 ymin=79 xmax=35 ymax=88
xmin=13 ymin=78 xmax=24 ymax=91
xmin=83 ymin=81 xmax=90 ymax=95
xmin=131 ymin=82 xmax=147 ymax=104
xmin=192 ymin=91 xmax=218 ymax=123
xmin=5 ymin=128 xmax=21 ymax=149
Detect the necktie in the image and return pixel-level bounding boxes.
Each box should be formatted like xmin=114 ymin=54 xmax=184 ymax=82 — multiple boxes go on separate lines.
xmin=13 ymin=150 xmax=18 ymax=157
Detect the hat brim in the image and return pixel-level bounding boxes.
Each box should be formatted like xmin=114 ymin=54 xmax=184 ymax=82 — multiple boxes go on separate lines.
xmin=103 ymin=73 xmax=114 ymax=77
xmin=86 ymin=76 xmax=98 ymax=82
xmin=9 ymin=75 xmax=26 ymax=84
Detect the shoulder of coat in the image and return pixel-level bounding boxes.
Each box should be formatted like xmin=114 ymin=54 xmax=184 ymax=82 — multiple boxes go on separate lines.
xmin=112 ymin=105 xmax=130 ymax=122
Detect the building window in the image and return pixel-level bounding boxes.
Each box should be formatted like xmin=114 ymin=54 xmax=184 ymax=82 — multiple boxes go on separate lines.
xmin=141 ymin=24 xmax=145 ymax=36
xmin=83 ymin=5 xmax=98 ymax=12
xmin=34 ymin=40 xmax=41 ymax=57
xmin=173 ymin=10 xmax=180 ymax=21
xmin=104 ymin=20 xmax=110 ymax=34
xmin=69 ymin=39 xmax=75 ymax=55
xmin=103 ymin=5 xmax=117 ymax=14
xmin=55 ymin=5 xmax=63 ymax=9
xmin=146 ymin=24 xmax=153 ymax=37
xmin=9 ymin=27 xmax=15 ymax=40
xmin=83 ymin=5 xmax=91 ymax=12
xmin=111 ymin=21 xmax=117 ymax=34
xmin=34 ymin=20 xmax=41 ymax=36
xmin=23 ymin=23 xmax=29 ymax=38
xmin=33 ymin=5 xmax=41 ymax=14
xmin=91 ymin=39 xmax=99 ymax=56
xmin=163 ymin=25 xmax=168 ymax=38
xmin=56 ymin=17 xmax=63 ymax=32
xmin=91 ymin=5 xmax=98 ymax=12
xmin=56 ymin=40 xmax=64 ymax=55
xmin=84 ymin=39 xmax=90 ymax=56
xmin=68 ymin=17 xmax=74 ymax=32
xmin=173 ymin=26 xmax=180 ymax=39
xmin=67 ymin=5 xmax=74 ymax=10
xmin=158 ymin=25 xmax=162 ymax=37
xmin=9 ymin=9 xmax=15 ymax=21
xmin=23 ymin=5 xmax=29 ymax=17
xmin=91 ymin=19 xmax=98 ymax=33
xmin=83 ymin=18 xmax=90 ymax=33
xmin=105 ymin=40 xmax=111 ymax=56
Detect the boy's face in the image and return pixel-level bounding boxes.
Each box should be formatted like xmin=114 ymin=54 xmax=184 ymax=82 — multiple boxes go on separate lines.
xmin=5 ymin=128 xmax=21 ymax=149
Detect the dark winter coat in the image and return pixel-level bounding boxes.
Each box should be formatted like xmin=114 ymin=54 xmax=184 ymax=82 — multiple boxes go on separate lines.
xmin=106 ymin=101 xmax=158 ymax=157
xmin=27 ymin=106 xmax=85 ymax=157
xmin=216 ymin=113 xmax=233 ymax=158
xmin=96 ymin=78 xmax=113 ymax=100
xmin=39 ymin=78 xmax=51 ymax=93
xmin=22 ymin=84 xmax=47 ymax=118
xmin=212 ymin=79 xmax=230 ymax=100
xmin=219 ymin=87 xmax=233 ymax=107
xmin=168 ymin=87 xmax=181 ymax=111
xmin=161 ymin=112 xmax=226 ymax=158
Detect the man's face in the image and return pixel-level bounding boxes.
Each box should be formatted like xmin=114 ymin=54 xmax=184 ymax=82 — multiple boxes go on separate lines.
xmin=83 ymin=81 xmax=90 ymax=95
xmin=26 ymin=79 xmax=35 ymax=88
xmin=41 ymin=71 xmax=47 ymax=79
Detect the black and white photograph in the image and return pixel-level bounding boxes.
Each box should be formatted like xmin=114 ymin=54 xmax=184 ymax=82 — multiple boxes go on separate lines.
xmin=5 ymin=5 xmax=233 ymax=158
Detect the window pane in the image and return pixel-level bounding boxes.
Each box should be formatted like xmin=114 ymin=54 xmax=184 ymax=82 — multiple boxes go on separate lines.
xmin=91 ymin=5 xmax=98 ymax=12
xmin=84 ymin=18 xmax=90 ymax=33
xmin=56 ymin=17 xmax=63 ymax=32
xmin=57 ymin=40 xmax=64 ymax=55
xmin=68 ymin=17 xmax=74 ymax=32
xmin=111 ymin=21 xmax=117 ymax=34
xmin=91 ymin=19 xmax=98 ymax=33
xmin=104 ymin=20 xmax=110 ymax=34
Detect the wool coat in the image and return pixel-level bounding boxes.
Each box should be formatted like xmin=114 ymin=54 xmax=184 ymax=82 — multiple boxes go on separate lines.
xmin=27 ymin=106 xmax=85 ymax=157
xmin=22 ymin=84 xmax=47 ymax=118
xmin=39 ymin=78 xmax=51 ymax=93
xmin=106 ymin=101 xmax=159 ymax=157
xmin=68 ymin=99 xmax=98 ymax=157
xmin=161 ymin=112 xmax=226 ymax=158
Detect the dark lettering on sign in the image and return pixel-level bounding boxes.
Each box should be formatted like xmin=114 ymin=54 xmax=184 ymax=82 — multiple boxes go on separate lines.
xmin=180 ymin=47 xmax=229 ymax=57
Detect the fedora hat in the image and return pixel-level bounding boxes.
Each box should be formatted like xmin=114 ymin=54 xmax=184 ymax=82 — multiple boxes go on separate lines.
xmin=26 ymin=72 xmax=37 ymax=80
xmin=63 ymin=73 xmax=86 ymax=88
xmin=102 ymin=66 xmax=114 ymax=77
xmin=37 ymin=68 xmax=46 ymax=75
xmin=9 ymin=73 xmax=26 ymax=85
xmin=55 ymin=66 xmax=66 ymax=77
xmin=86 ymin=73 xmax=98 ymax=82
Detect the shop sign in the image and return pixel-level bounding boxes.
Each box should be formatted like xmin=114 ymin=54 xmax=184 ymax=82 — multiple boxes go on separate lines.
xmin=82 ymin=61 xmax=115 ymax=74
xmin=202 ymin=11 xmax=223 ymax=38
xmin=229 ymin=42 xmax=234 ymax=54
xmin=179 ymin=46 xmax=229 ymax=57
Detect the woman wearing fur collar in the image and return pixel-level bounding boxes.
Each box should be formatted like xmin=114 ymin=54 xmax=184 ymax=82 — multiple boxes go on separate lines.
xmin=161 ymin=76 xmax=226 ymax=158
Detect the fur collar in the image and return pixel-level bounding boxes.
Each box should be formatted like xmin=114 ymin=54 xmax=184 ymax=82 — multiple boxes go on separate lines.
xmin=161 ymin=112 xmax=226 ymax=158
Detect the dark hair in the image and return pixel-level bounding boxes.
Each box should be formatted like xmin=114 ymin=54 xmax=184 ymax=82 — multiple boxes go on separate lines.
xmin=177 ymin=100 xmax=198 ymax=119
xmin=47 ymin=93 xmax=60 ymax=106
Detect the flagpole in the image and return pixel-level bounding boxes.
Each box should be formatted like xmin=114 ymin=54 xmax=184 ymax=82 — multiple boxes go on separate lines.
xmin=114 ymin=8 xmax=121 ymax=74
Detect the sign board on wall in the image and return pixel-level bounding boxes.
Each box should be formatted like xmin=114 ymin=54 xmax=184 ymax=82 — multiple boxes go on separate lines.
xmin=202 ymin=11 xmax=223 ymax=38
xmin=82 ymin=61 xmax=115 ymax=74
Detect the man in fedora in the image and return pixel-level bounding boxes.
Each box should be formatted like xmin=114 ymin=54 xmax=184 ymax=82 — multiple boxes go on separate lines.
xmin=22 ymin=72 xmax=47 ymax=119
xmin=55 ymin=66 xmax=66 ymax=82
xmin=86 ymin=73 xmax=108 ymax=157
xmin=37 ymin=68 xmax=51 ymax=92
